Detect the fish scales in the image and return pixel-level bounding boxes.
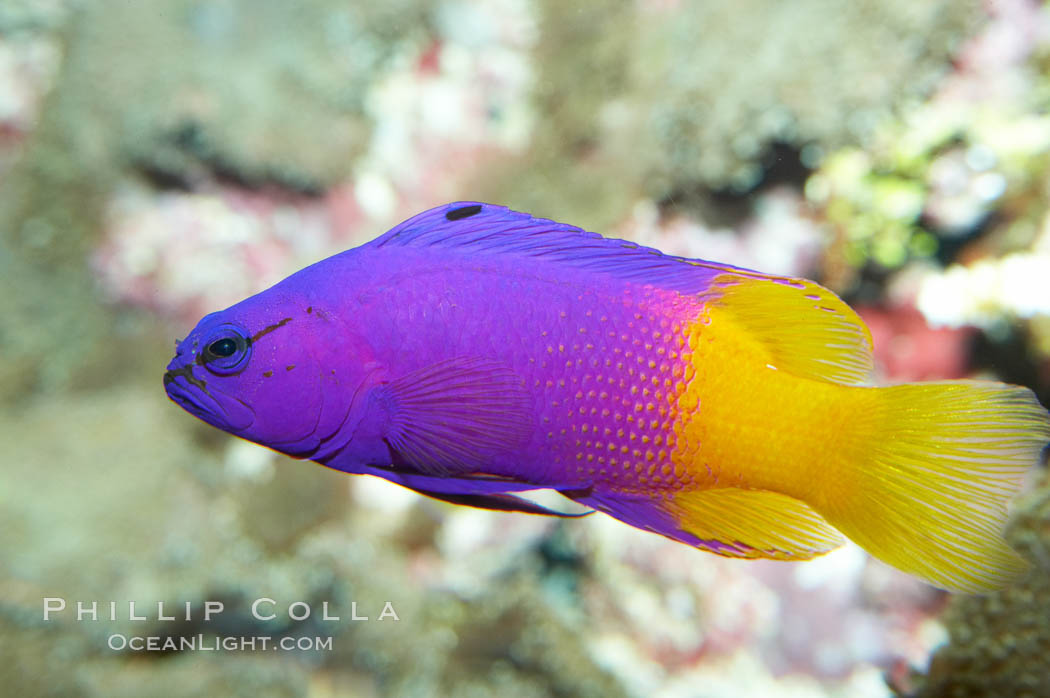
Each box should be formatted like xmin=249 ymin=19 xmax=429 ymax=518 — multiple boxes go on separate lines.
xmin=311 ymin=242 xmax=704 ymax=491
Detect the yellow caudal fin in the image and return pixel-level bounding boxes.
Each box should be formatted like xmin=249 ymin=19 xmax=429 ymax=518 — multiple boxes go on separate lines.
xmin=813 ymin=381 xmax=1050 ymax=592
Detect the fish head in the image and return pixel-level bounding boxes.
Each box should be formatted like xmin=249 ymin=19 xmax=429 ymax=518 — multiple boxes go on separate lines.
xmin=164 ymin=292 xmax=373 ymax=457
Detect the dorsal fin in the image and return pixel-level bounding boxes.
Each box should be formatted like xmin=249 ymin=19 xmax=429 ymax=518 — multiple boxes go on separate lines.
xmin=371 ymin=202 xmax=779 ymax=296
xmin=704 ymin=274 xmax=875 ymax=385
xmin=375 ymin=203 xmax=874 ymax=385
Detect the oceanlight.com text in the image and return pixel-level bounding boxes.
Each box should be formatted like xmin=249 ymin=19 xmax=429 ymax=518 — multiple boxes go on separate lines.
xmin=107 ymin=634 xmax=334 ymax=652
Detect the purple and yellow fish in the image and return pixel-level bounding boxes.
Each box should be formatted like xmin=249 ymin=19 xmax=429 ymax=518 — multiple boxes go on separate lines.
xmin=165 ymin=202 xmax=1050 ymax=592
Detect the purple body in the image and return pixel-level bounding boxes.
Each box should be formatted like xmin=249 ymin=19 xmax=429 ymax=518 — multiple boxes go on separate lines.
xmin=165 ymin=202 xmax=738 ymax=537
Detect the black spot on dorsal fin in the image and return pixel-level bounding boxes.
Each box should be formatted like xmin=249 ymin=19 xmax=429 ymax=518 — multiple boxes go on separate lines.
xmin=445 ymin=204 xmax=483 ymax=221
xmin=372 ymin=201 xmax=788 ymax=297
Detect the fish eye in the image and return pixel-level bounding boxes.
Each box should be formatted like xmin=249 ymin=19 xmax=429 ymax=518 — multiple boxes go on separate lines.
xmin=207 ymin=338 xmax=238 ymax=357
xmin=199 ymin=324 xmax=251 ymax=375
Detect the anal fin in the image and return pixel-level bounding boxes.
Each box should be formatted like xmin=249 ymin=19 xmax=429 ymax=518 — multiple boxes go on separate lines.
xmin=669 ymin=488 xmax=845 ymax=560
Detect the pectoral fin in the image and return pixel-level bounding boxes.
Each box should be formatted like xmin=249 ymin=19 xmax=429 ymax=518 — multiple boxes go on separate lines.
xmin=373 ymin=357 xmax=534 ymax=477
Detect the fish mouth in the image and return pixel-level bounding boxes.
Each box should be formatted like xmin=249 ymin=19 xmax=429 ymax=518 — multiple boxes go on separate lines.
xmin=166 ymin=378 xmax=210 ymax=417
xmin=165 ymin=374 xmax=221 ymax=425
xmin=164 ymin=372 xmax=254 ymax=432
xmin=164 ymin=363 xmax=207 ymax=392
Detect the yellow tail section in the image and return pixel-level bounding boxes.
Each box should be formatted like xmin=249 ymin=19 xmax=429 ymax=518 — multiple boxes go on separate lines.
xmin=811 ymin=381 xmax=1050 ymax=592
xmin=671 ymin=271 xmax=1050 ymax=591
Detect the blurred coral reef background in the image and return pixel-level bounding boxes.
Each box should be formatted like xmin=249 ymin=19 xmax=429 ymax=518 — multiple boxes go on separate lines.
xmin=3 ymin=0 xmax=1050 ymax=696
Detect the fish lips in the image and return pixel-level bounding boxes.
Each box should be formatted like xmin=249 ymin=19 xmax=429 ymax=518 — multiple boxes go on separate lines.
xmin=164 ymin=371 xmax=255 ymax=433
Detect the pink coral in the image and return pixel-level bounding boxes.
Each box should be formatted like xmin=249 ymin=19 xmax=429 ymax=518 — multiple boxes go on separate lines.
xmin=859 ymin=305 xmax=975 ymax=381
